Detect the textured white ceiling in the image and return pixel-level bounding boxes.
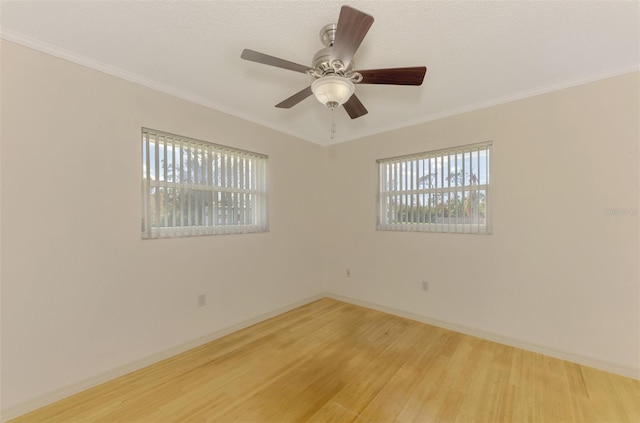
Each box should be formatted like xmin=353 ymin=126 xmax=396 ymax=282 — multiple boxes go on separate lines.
xmin=1 ymin=0 xmax=638 ymax=145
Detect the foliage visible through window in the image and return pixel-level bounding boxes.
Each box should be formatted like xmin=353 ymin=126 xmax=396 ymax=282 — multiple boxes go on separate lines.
xmin=377 ymin=142 xmax=491 ymax=234
xmin=142 ymin=128 xmax=268 ymax=239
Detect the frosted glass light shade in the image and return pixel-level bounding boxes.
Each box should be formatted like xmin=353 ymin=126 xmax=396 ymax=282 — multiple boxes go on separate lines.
xmin=311 ymin=76 xmax=355 ymax=109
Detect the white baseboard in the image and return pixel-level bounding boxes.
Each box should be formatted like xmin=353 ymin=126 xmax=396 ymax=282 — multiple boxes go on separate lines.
xmin=4 ymin=291 xmax=637 ymax=421
xmin=0 ymin=293 xmax=325 ymax=422
xmin=325 ymin=292 xmax=640 ymax=381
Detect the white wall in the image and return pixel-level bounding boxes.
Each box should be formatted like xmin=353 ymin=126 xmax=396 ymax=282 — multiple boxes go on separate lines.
xmin=2 ymin=39 xmax=638 ymax=417
xmin=0 ymin=40 xmax=327 ymax=412
xmin=324 ymin=71 xmax=640 ymax=376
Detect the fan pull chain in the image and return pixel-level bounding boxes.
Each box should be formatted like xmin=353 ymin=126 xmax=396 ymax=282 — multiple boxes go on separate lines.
xmin=330 ymin=109 xmax=336 ymax=140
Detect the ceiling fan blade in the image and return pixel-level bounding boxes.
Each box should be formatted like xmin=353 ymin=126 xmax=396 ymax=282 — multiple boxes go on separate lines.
xmin=358 ymin=67 xmax=427 ymax=85
xmin=343 ymin=94 xmax=368 ymax=119
xmin=275 ymin=86 xmax=313 ymax=109
xmin=241 ymin=49 xmax=311 ymax=74
xmin=331 ymin=6 xmax=374 ymax=67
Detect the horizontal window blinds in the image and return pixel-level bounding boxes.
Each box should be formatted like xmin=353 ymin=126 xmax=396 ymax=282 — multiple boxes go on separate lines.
xmin=377 ymin=142 xmax=491 ymax=234
xmin=142 ymin=128 xmax=268 ymax=239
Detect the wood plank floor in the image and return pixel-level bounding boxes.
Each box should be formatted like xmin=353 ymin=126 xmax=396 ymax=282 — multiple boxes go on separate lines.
xmin=10 ymin=298 xmax=639 ymax=422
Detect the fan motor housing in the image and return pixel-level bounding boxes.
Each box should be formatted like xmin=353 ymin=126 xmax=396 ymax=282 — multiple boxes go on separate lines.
xmin=312 ymin=47 xmax=356 ymax=77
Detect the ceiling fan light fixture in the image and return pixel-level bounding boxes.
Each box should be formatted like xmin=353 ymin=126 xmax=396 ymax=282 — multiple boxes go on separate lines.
xmin=311 ymin=75 xmax=354 ymax=110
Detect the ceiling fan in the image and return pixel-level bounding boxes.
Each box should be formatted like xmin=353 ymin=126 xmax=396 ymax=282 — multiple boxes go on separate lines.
xmin=241 ymin=5 xmax=427 ymax=119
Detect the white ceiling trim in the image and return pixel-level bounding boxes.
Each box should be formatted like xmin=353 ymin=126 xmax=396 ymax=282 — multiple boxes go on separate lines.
xmin=0 ymin=28 xmax=306 ymax=142
xmin=2 ymin=28 xmax=638 ymax=147
xmin=2 ymin=1 xmax=638 ymax=146
xmin=360 ymin=64 xmax=640 ymax=142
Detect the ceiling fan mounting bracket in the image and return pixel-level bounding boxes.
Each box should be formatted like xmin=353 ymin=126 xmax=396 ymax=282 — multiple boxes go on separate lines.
xmin=319 ymin=23 xmax=337 ymax=47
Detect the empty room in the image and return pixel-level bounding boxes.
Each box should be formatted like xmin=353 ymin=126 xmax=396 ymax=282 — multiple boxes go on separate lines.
xmin=1 ymin=1 xmax=638 ymax=422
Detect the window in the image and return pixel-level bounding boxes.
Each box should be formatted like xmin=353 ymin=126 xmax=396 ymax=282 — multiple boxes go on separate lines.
xmin=377 ymin=142 xmax=491 ymax=234
xmin=142 ymin=128 xmax=268 ymax=239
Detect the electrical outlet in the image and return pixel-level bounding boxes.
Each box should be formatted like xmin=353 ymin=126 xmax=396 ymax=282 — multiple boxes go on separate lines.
xmin=346 ymin=268 xmax=351 ymax=278
xmin=421 ymin=281 xmax=429 ymax=292
xmin=197 ymin=294 xmax=207 ymax=307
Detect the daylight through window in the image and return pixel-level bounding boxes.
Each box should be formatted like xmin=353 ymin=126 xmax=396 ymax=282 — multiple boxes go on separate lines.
xmin=377 ymin=142 xmax=491 ymax=234
xmin=142 ymin=128 xmax=268 ymax=239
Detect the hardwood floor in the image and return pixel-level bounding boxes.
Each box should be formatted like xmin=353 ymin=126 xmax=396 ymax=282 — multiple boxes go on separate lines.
xmin=10 ymin=298 xmax=639 ymax=422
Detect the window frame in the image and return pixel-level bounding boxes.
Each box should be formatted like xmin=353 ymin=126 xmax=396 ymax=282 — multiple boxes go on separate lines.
xmin=141 ymin=128 xmax=268 ymax=239
xmin=376 ymin=142 xmax=492 ymax=234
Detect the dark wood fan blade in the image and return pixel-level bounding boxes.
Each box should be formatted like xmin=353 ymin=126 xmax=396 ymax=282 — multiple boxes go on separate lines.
xmin=241 ymin=49 xmax=311 ymax=74
xmin=358 ymin=67 xmax=427 ymax=85
xmin=331 ymin=6 xmax=374 ymax=67
xmin=275 ymin=86 xmax=313 ymax=108
xmin=343 ymin=94 xmax=368 ymax=119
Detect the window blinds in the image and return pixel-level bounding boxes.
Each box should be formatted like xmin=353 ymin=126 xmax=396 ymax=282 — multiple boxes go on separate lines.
xmin=142 ymin=128 xmax=268 ymax=239
xmin=377 ymin=142 xmax=491 ymax=234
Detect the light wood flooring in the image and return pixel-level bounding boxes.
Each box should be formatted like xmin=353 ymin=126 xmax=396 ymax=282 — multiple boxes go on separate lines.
xmin=10 ymin=298 xmax=639 ymax=422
